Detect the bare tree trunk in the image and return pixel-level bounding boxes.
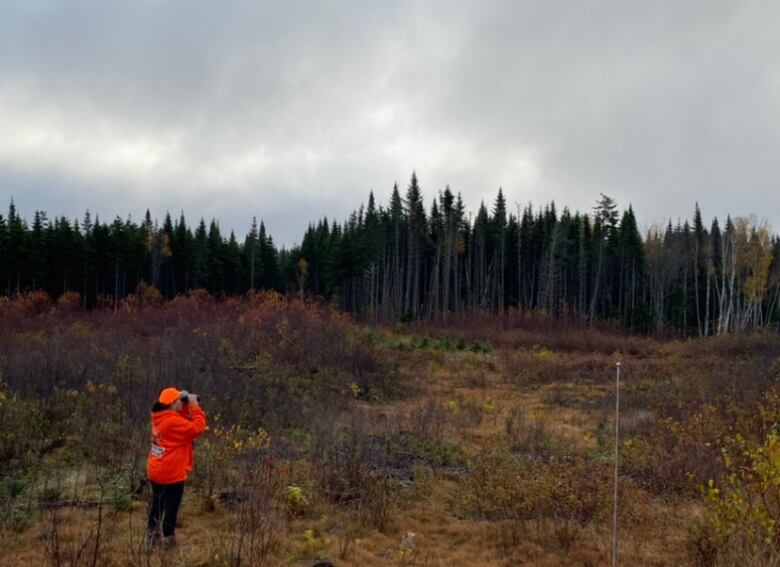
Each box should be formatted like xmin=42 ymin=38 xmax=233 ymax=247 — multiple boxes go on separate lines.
xmin=465 ymin=231 xmax=474 ymax=310
xmin=517 ymin=208 xmax=523 ymax=311
xmin=630 ymin=257 xmax=636 ymax=329
xmin=682 ymin=261 xmax=688 ymax=336
xmin=498 ymin=228 xmax=506 ymax=312
xmin=578 ymin=225 xmax=586 ymax=322
xmin=442 ymin=220 xmax=452 ymax=316
xmin=589 ymin=242 xmax=604 ymax=323
xmin=704 ymin=260 xmax=712 ymax=337
xmin=114 ymin=262 xmax=119 ymax=312
xmin=427 ymin=243 xmax=442 ymax=319
xmin=454 ymin=236 xmax=461 ymax=313
xmin=694 ymin=241 xmax=702 ymax=336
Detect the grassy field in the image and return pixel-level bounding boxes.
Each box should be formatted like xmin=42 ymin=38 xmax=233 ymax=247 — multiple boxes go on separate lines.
xmin=1 ymin=292 xmax=779 ymax=566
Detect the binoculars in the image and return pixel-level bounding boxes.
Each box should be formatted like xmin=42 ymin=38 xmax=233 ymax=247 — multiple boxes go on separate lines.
xmin=179 ymin=390 xmax=201 ymax=403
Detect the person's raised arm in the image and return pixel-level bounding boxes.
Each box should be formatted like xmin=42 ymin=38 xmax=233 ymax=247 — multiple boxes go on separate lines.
xmin=165 ymin=400 xmax=206 ymax=444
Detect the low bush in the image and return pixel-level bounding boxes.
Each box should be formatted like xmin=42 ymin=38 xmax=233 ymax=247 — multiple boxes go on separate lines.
xmin=460 ymin=444 xmax=614 ymax=526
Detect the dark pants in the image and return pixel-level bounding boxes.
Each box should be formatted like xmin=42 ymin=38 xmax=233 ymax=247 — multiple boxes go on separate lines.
xmin=147 ymin=481 xmax=184 ymax=538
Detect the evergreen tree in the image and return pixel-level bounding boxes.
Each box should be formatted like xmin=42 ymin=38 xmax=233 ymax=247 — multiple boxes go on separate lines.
xmin=618 ymin=206 xmax=644 ymax=328
xmin=7 ymin=199 xmax=28 ymax=294
xmin=404 ymin=172 xmax=426 ymax=317
xmin=206 ymin=220 xmax=225 ymax=294
xmin=589 ymin=194 xmax=619 ymax=322
xmin=2 ymin=183 xmax=778 ymax=333
xmin=0 ymin=212 xmax=7 ymax=296
xmin=30 ymin=211 xmax=49 ymax=290
xmin=192 ymin=219 xmax=208 ymax=290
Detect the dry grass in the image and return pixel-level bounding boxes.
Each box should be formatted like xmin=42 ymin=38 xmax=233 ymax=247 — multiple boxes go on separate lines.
xmin=4 ymin=298 xmax=776 ymax=565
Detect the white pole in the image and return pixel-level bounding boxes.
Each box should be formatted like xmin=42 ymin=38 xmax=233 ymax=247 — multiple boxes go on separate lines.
xmin=612 ymin=361 xmax=621 ymax=567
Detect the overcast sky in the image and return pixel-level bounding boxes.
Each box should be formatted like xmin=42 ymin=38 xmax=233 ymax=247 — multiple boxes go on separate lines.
xmin=1 ymin=1 xmax=779 ymax=246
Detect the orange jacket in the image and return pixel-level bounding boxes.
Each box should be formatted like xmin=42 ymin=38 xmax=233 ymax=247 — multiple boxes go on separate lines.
xmin=147 ymin=405 xmax=206 ymax=484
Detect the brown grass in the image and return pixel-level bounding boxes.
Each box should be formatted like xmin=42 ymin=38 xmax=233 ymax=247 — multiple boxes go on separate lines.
xmin=3 ymin=295 xmax=777 ymax=565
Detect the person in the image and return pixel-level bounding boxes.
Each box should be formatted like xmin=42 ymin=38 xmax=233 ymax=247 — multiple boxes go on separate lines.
xmin=146 ymin=387 xmax=206 ymax=547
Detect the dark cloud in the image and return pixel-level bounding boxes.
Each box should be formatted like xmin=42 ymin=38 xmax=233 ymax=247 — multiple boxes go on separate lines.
xmin=2 ymin=1 xmax=779 ymax=245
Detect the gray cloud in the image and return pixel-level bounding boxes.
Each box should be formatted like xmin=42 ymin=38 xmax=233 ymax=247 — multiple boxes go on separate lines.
xmin=1 ymin=0 xmax=779 ymax=245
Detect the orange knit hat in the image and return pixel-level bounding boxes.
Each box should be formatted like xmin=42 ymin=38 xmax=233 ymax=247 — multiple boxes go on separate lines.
xmin=158 ymin=387 xmax=181 ymax=406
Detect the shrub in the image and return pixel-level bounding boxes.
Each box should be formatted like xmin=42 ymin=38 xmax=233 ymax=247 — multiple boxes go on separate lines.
xmin=461 ymin=443 xmax=614 ymax=527
xmin=693 ymin=431 xmax=780 ymax=564
xmin=285 ymin=485 xmax=310 ymax=516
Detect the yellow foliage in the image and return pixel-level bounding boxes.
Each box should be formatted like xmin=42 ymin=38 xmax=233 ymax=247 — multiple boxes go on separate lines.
xmin=703 ymin=430 xmax=780 ymax=546
xmin=349 ymin=382 xmax=361 ymax=399
xmin=533 ymin=347 xmax=556 ymax=363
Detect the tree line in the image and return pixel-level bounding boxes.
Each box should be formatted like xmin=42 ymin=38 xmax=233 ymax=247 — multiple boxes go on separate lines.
xmin=2 ymin=173 xmax=779 ymax=334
